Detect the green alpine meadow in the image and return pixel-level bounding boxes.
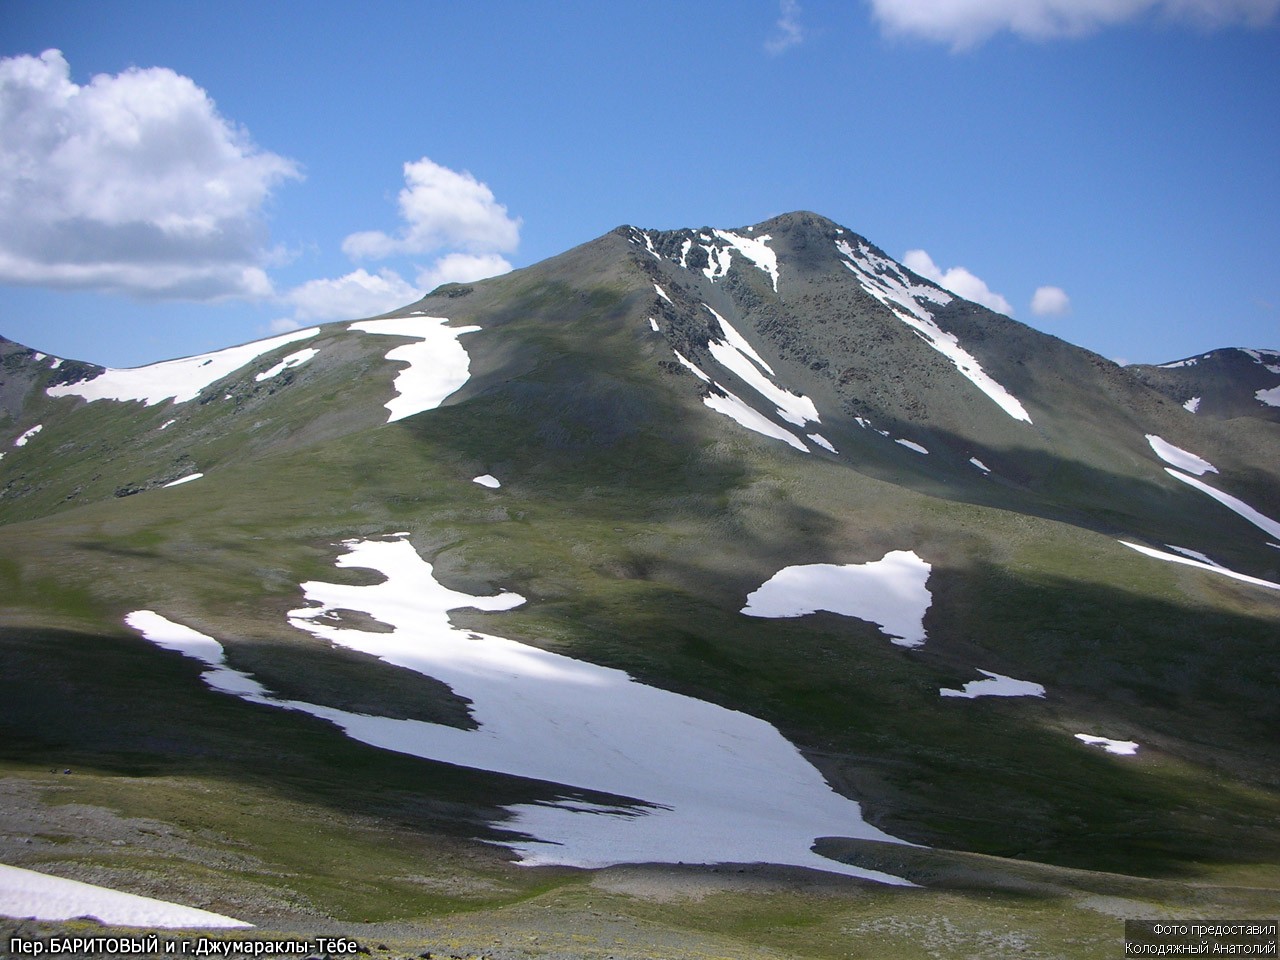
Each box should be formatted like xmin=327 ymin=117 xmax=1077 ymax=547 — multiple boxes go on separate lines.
xmin=2 ymin=213 xmax=1277 ymax=959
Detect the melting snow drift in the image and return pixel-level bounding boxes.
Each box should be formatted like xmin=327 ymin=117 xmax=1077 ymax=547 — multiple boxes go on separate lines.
xmin=1145 ymin=435 xmax=1217 ymax=475
xmin=940 ymin=670 xmax=1045 ymax=699
xmin=741 ymin=551 xmax=933 ymax=648
xmin=1075 ymin=735 xmax=1139 ymax=756
xmin=0 ymin=863 xmax=250 ymax=928
xmin=129 ymin=538 xmax=913 ymax=884
xmin=350 ymin=316 xmax=479 ymax=422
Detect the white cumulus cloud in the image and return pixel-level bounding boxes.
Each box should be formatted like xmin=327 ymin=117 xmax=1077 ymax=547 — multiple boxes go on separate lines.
xmin=868 ymin=0 xmax=1280 ymax=49
xmin=765 ymin=0 xmax=806 ymax=54
xmin=903 ymin=249 xmax=1014 ymax=315
xmin=342 ymin=157 xmax=521 ymax=260
xmin=271 ymin=160 xmax=519 ymax=332
xmin=283 ymin=268 xmax=422 ymax=323
xmin=1031 ymin=285 xmax=1071 ymax=316
xmin=415 ymin=252 xmax=513 ymax=292
xmin=0 ymin=49 xmax=300 ymax=298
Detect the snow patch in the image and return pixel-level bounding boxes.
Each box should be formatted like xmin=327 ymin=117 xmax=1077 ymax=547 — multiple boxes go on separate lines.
xmin=940 ymin=670 xmax=1045 ymax=699
xmin=742 ymin=551 xmax=933 ymax=648
xmin=1164 ymin=469 xmax=1280 ymax=539
xmin=1119 ymin=541 xmax=1280 ymax=591
xmin=159 ymin=419 xmax=177 ymax=430
xmin=653 ymin=283 xmax=672 ymax=303
xmin=808 ymin=433 xmax=838 ymax=453
xmin=1075 ymin=734 xmax=1139 ymax=756
xmin=0 ymin=863 xmax=250 ymax=929
xmin=1183 ymin=397 xmax=1201 ymax=413
xmin=163 ymin=472 xmax=204 ymax=488
xmin=49 ymin=358 xmax=63 ymax=369
xmin=350 ymin=316 xmax=480 ymax=423
xmin=1145 ymin=435 xmax=1217 ymax=475
xmin=712 ymin=230 xmax=780 ymax=291
xmin=1257 ymin=385 xmax=1280 ymax=408
xmin=704 ymin=384 xmax=810 ymax=452
xmin=969 ymin=457 xmax=991 ymax=474
xmin=896 ymin=439 xmax=928 ymax=455
xmin=703 ymin=306 xmax=819 ymax=428
xmin=13 ymin=424 xmax=42 ymax=447
xmin=473 ymin=474 xmax=501 ymax=489
xmin=254 ymin=347 xmax=319 ymax=382
xmin=47 ymin=329 xmax=319 ymax=406
xmin=649 ymin=317 xmax=660 ymax=333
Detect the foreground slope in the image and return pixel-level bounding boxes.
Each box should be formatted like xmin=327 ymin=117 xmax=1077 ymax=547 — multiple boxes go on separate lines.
xmin=1 ymin=212 xmax=1277 ymax=956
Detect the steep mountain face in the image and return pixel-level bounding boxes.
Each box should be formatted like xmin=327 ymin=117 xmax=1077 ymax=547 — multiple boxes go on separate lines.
xmin=1 ymin=213 xmax=1277 ymax=951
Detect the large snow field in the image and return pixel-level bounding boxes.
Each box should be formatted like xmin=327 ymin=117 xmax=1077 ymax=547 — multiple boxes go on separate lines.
xmin=0 ymin=863 xmax=250 ymax=928
xmin=349 ymin=316 xmax=480 ymax=423
xmin=836 ymin=240 xmax=1033 ymax=424
xmin=46 ymin=329 xmax=319 ymax=406
xmin=741 ymin=551 xmax=933 ymax=648
xmin=129 ymin=538 xmax=913 ymax=884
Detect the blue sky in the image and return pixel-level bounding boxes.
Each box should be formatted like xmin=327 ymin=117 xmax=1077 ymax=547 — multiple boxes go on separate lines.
xmin=1 ymin=0 xmax=1277 ymax=368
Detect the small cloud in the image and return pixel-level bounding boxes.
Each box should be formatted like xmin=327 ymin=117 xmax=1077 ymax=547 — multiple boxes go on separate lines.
xmin=415 ymin=252 xmax=513 ymax=292
xmin=267 ymin=317 xmax=303 ymax=334
xmin=867 ymin=0 xmax=1280 ymax=50
xmin=1031 ymin=285 xmax=1071 ymax=317
xmin=283 ymin=268 xmax=421 ymax=322
xmin=342 ymin=157 xmax=521 ymax=260
xmin=765 ymin=0 xmax=806 ymax=54
xmin=0 ymin=49 xmax=300 ymax=299
xmin=903 ymin=249 xmax=1013 ymax=315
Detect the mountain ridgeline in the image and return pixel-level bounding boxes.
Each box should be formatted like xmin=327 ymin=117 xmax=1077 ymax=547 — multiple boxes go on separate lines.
xmin=0 ymin=212 xmax=1277 ymax=945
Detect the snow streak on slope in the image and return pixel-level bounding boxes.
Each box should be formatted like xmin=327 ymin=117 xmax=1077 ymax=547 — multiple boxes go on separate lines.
xmin=741 ymin=551 xmax=933 ymax=648
xmin=0 ymin=864 xmax=251 ymax=929
xmin=1145 ymin=435 xmax=1217 ymax=475
xmin=130 ymin=540 xmax=913 ymax=883
xmin=673 ymin=350 xmax=810 ymax=453
xmin=1164 ymin=469 xmax=1280 ymax=540
xmin=1119 ymin=541 xmax=1280 ymax=591
xmin=703 ymin=306 xmax=822 ymax=429
xmin=836 ymin=240 xmax=1033 ymax=424
xmin=350 ymin=316 xmax=480 ymax=423
xmin=46 ymin=329 xmax=319 ymax=406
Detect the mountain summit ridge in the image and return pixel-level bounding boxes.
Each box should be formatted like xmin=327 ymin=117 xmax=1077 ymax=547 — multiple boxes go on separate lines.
xmin=0 ymin=211 xmax=1277 ymax=941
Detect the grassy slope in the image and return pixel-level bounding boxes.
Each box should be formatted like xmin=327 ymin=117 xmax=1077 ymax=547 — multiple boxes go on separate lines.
xmin=1 ymin=246 xmax=1277 ymax=957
